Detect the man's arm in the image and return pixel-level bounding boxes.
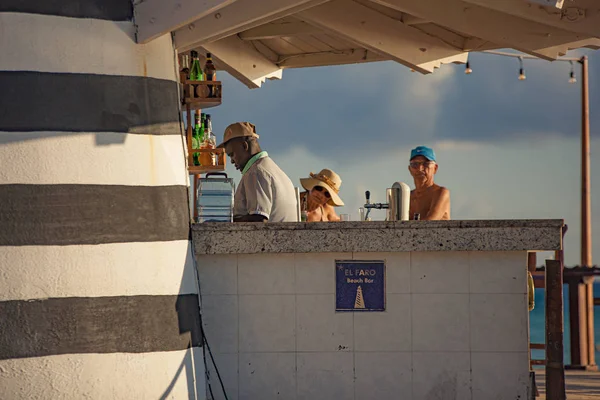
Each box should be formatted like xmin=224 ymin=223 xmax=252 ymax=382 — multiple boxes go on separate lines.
xmin=423 ymin=187 xmax=450 ymax=220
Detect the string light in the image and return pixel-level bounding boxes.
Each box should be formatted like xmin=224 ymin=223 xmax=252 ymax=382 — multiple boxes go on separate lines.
xmin=518 ymin=56 xmax=526 ymax=81
xmin=569 ymin=61 xmax=577 ymax=84
xmin=459 ymin=50 xmax=582 ymax=85
xmin=465 ymin=60 xmax=472 ymax=74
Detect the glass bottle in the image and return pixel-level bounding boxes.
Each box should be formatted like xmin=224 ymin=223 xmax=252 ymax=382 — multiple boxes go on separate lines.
xmin=189 ymin=51 xmax=203 ymax=81
xmin=192 ymin=112 xmax=204 ymax=166
xmin=204 ymin=52 xmax=217 ymax=97
xmin=199 ymin=114 xmax=215 ymax=166
xmin=189 ymin=50 xmax=207 ymax=99
xmin=179 ymin=55 xmax=190 ymax=99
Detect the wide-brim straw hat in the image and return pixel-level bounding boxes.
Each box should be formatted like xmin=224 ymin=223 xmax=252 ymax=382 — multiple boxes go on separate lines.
xmin=300 ymin=168 xmax=344 ymax=207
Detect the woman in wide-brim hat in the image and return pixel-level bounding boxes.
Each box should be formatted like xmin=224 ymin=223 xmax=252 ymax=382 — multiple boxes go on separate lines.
xmin=299 ymin=168 xmax=344 ymax=222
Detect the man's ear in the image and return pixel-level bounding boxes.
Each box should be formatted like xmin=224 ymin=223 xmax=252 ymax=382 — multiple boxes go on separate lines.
xmin=243 ymin=140 xmax=250 ymax=152
xmin=434 ymin=164 xmax=439 ymax=174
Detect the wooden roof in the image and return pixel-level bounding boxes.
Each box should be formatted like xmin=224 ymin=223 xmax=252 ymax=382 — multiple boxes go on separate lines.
xmin=134 ymin=0 xmax=600 ymax=88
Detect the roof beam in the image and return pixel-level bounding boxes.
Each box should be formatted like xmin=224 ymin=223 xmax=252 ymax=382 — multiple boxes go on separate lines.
xmin=525 ymin=0 xmax=564 ymax=9
xmin=401 ymin=15 xmax=430 ymax=25
xmin=533 ymin=38 xmax=600 ymax=59
xmin=371 ymin=0 xmax=588 ymax=60
xmin=239 ymin=21 xmax=321 ymax=40
xmin=173 ymin=0 xmax=328 ymax=51
xmin=462 ymin=0 xmax=600 ymax=38
xmin=277 ymin=49 xmax=387 ymax=68
xmin=200 ymin=35 xmax=282 ymax=89
xmin=134 ymin=0 xmax=237 ymax=44
xmin=297 ymin=0 xmax=467 ymax=74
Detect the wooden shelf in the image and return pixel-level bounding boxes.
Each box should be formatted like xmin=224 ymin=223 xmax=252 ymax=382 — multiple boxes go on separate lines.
xmin=183 ymin=98 xmax=221 ymax=110
xmin=187 ymin=147 xmax=226 ymax=175
xmin=188 ymin=164 xmax=226 ymax=174
xmin=181 ymin=80 xmax=222 ymax=109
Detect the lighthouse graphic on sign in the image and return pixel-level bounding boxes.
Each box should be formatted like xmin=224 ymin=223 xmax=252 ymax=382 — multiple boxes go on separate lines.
xmin=354 ymin=286 xmax=366 ymax=309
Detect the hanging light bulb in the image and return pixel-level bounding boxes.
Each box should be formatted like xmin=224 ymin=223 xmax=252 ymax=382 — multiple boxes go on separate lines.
xmin=569 ymin=61 xmax=577 ymax=84
xmin=465 ymin=60 xmax=472 ymax=75
xmin=518 ymin=57 xmax=526 ymax=80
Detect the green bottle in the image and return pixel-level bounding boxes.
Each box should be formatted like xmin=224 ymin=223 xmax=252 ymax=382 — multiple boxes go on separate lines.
xmin=192 ymin=112 xmax=204 ymax=165
xmin=189 ymin=51 xmax=204 ymax=81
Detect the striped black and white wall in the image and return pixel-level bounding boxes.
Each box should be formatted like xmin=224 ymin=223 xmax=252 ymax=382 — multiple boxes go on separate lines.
xmin=0 ymin=1 xmax=205 ymax=398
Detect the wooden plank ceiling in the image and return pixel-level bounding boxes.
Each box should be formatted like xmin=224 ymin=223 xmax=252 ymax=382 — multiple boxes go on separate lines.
xmin=134 ymin=0 xmax=600 ymax=88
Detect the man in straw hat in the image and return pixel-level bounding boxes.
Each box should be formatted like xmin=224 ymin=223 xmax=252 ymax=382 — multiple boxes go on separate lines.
xmin=299 ymin=169 xmax=344 ymax=222
xmin=408 ymin=145 xmax=450 ymax=220
xmin=218 ymin=122 xmax=297 ymax=222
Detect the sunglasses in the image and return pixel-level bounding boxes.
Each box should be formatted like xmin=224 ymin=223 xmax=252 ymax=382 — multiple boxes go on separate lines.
xmin=409 ymin=161 xmax=436 ymax=169
xmin=313 ymin=186 xmax=331 ymax=198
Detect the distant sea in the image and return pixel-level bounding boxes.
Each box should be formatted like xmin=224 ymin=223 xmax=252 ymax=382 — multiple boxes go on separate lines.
xmin=530 ymin=281 xmax=600 ymax=365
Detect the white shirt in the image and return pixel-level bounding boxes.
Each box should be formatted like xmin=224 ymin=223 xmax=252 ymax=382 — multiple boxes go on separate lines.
xmin=234 ymin=156 xmax=298 ymax=222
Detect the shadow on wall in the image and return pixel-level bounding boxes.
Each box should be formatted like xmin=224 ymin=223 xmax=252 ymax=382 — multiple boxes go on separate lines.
xmin=160 ymin=240 xmax=206 ymax=399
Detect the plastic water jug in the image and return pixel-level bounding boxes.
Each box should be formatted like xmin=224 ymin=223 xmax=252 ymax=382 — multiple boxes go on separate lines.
xmin=196 ymin=172 xmax=234 ymax=222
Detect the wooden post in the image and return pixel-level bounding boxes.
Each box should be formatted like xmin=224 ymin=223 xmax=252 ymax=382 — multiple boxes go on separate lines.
xmin=527 ymin=252 xmax=536 ymax=273
xmin=545 ymin=259 xmax=566 ymax=400
xmin=580 ymin=56 xmax=596 ymax=368
xmin=581 ymin=55 xmax=591 ymax=269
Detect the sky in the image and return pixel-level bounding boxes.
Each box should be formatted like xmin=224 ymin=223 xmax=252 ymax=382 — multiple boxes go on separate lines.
xmin=204 ymin=48 xmax=600 ymax=267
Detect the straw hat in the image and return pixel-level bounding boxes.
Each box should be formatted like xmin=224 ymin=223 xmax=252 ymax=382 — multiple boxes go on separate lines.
xmin=300 ymin=169 xmax=344 ymax=207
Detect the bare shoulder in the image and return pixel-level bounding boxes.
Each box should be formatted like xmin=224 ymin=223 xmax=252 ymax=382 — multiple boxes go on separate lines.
xmin=434 ymin=185 xmax=450 ymax=196
xmin=324 ymin=204 xmax=340 ymax=221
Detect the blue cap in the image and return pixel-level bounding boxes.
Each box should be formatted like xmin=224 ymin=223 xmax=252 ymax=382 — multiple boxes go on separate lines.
xmin=410 ymin=146 xmax=436 ymax=162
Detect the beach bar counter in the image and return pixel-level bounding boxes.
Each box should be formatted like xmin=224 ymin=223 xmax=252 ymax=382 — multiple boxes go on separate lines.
xmin=193 ymin=219 xmax=563 ymax=400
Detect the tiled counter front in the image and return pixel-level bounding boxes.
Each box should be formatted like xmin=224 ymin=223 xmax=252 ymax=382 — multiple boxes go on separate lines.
xmin=192 ymin=220 xmax=563 ymax=400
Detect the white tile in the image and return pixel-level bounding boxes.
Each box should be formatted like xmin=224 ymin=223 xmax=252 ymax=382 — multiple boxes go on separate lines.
xmin=238 ymin=353 xmax=296 ymax=400
xmin=412 ymin=294 xmax=470 ymax=351
xmin=296 ymin=294 xmax=353 ymax=352
xmin=354 ymin=352 xmax=412 ymax=400
xmin=238 ymin=253 xmax=295 ymax=295
xmin=413 ymin=352 xmax=471 ymax=400
xmin=469 ymin=251 xmax=527 ymax=294
xmin=197 ymin=254 xmax=237 ymax=295
xmin=353 ymin=252 xmax=411 ymax=293
xmin=296 ymin=352 xmax=354 ymax=400
xmin=471 ymin=352 xmax=530 ymax=400
xmin=295 ymin=253 xmax=350 ymax=294
xmin=411 ymin=252 xmax=469 ymax=293
xmin=354 ymin=294 xmax=411 ymax=351
xmin=206 ymin=353 xmax=239 ymax=400
xmin=470 ymin=294 xmax=529 ymax=352
xmin=201 ymin=295 xmax=238 ymax=353
xmin=239 ymin=295 xmax=295 ymax=352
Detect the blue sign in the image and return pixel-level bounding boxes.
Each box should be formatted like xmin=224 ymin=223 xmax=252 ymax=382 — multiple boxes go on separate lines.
xmin=335 ymin=260 xmax=385 ymax=311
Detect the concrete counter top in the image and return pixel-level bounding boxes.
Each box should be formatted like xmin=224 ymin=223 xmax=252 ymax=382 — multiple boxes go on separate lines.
xmin=192 ymin=219 xmax=563 ymax=255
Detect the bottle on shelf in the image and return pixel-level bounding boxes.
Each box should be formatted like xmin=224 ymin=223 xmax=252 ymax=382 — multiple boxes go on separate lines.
xmin=179 ymin=54 xmax=190 ymax=99
xmin=189 ymin=51 xmax=203 ymax=81
xmin=189 ymin=50 xmax=209 ymax=99
xmin=199 ymin=114 xmax=216 ymax=167
xmin=204 ymin=53 xmax=217 ymax=98
xmin=191 ymin=111 xmax=204 ymax=166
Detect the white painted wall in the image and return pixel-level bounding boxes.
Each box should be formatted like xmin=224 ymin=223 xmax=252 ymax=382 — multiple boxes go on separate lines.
xmin=197 ymin=250 xmax=530 ymax=400
xmin=0 ymin=10 xmax=203 ymax=400
xmin=0 ymin=349 xmax=204 ymax=400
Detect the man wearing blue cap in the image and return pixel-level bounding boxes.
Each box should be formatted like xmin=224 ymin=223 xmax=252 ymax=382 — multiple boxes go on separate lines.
xmin=408 ymin=146 xmax=450 ymax=220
